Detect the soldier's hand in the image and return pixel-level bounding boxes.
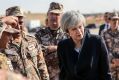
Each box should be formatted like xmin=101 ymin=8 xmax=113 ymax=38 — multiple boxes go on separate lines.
xmin=1 ymin=16 xmax=18 ymax=27
xmin=47 ymin=45 xmax=57 ymax=53
xmin=111 ymin=59 xmax=119 ymax=68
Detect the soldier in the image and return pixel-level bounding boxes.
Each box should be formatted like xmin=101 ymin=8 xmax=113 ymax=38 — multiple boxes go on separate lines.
xmin=101 ymin=11 xmax=119 ymax=80
xmin=35 ymin=2 xmax=66 ymax=80
xmin=0 ymin=16 xmax=20 ymax=70
xmin=0 ymin=6 xmax=49 ymax=80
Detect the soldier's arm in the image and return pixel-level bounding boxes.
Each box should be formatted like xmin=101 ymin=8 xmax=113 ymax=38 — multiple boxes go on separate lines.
xmin=37 ymin=48 xmax=49 ymax=80
xmin=0 ymin=16 xmax=18 ymax=37
xmin=1 ymin=16 xmax=18 ymax=26
xmin=45 ymin=45 xmax=57 ymax=53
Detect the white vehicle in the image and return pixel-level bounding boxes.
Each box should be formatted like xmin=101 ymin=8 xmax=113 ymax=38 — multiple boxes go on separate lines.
xmin=27 ymin=20 xmax=41 ymax=32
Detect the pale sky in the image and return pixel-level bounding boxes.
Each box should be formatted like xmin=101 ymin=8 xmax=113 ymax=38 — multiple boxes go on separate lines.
xmin=0 ymin=0 xmax=119 ymax=15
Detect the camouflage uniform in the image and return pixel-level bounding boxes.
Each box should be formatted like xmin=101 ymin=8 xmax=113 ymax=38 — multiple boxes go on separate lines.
xmin=5 ymin=34 xmax=49 ymax=80
xmin=0 ymin=52 xmax=13 ymax=71
xmin=35 ymin=27 xmax=66 ymax=80
xmin=102 ymin=28 xmax=119 ymax=80
xmin=0 ymin=6 xmax=49 ymax=80
xmin=35 ymin=2 xmax=65 ymax=80
xmin=0 ymin=19 xmax=20 ymax=71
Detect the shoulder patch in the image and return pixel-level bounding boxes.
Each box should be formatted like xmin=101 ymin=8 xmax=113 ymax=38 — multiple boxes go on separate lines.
xmin=28 ymin=43 xmax=36 ymax=51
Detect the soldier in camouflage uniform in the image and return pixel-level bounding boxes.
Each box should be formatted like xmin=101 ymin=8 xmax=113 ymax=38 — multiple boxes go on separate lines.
xmin=35 ymin=2 xmax=66 ymax=80
xmin=101 ymin=12 xmax=119 ymax=80
xmin=0 ymin=6 xmax=49 ymax=80
xmin=0 ymin=16 xmax=20 ymax=71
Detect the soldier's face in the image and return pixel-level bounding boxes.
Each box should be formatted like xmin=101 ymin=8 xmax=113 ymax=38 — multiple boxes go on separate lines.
xmin=17 ymin=16 xmax=24 ymax=30
xmin=110 ymin=19 xmax=119 ymax=31
xmin=10 ymin=16 xmax=24 ymax=31
xmin=47 ymin=12 xmax=62 ymax=30
xmin=17 ymin=16 xmax=24 ymax=25
xmin=9 ymin=16 xmax=24 ymax=39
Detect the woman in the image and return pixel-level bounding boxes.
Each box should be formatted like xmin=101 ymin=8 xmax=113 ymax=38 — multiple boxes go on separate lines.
xmin=57 ymin=11 xmax=112 ymax=80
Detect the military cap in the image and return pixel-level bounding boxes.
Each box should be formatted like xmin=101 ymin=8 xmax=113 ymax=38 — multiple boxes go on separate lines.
xmin=4 ymin=25 xmax=20 ymax=34
xmin=48 ymin=2 xmax=63 ymax=13
xmin=110 ymin=11 xmax=119 ymax=19
xmin=6 ymin=6 xmax=24 ymax=17
xmin=0 ymin=23 xmax=20 ymax=39
xmin=0 ymin=21 xmax=20 ymax=34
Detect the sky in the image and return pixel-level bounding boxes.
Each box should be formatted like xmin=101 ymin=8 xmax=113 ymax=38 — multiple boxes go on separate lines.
xmin=0 ymin=0 xmax=119 ymax=15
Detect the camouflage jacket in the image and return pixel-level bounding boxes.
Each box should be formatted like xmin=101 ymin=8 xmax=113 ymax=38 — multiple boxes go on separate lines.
xmin=5 ymin=34 xmax=49 ymax=80
xmin=102 ymin=28 xmax=119 ymax=80
xmin=0 ymin=52 xmax=13 ymax=71
xmin=35 ymin=27 xmax=66 ymax=79
xmin=102 ymin=28 xmax=119 ymax=59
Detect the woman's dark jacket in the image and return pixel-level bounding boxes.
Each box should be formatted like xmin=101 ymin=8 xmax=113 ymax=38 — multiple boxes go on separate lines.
xmin=57 ymin=31 xmax=112 ymax=80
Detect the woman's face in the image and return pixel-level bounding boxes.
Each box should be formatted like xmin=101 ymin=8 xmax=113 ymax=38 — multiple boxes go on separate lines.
xmin=47 ymin=12 xmax=62 ymax=30
xmin=68 ymin=22 xmax=84 ymax=42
